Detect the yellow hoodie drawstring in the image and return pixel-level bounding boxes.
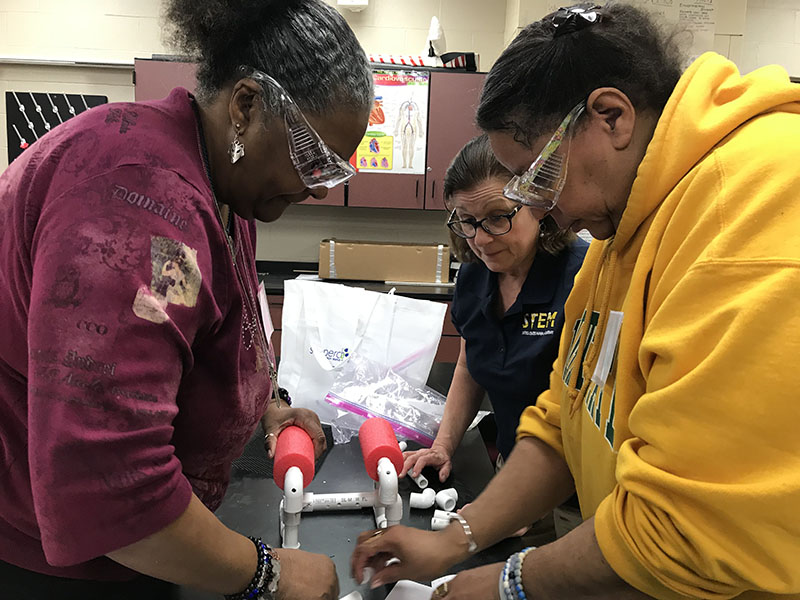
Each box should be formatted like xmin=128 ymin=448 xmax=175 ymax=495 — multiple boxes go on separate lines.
xmin=569 ymin=243 xmax=619 ymax=416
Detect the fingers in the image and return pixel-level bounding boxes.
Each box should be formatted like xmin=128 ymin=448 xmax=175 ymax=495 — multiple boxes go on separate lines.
xmin=401 ymin=450 xmax=421 ymax=478
xmin=350 ymin=528 xmax=400 ymax=582
xmin=293 ymin=408 xmax=327 ymax=459
xmin=409 ymin=453 xmax=438 ymax=478
xmin=439 ymin=461 xmax=452 ymax=482
xmin=265 ymin=431 xmax=278 ymax=459
xmin=369 ymin=561 xmax=406 ymax=589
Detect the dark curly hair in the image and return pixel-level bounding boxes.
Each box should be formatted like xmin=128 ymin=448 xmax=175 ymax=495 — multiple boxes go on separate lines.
xmin=477 ymin=2 xmax=684 ymax=144
xmin=444 ymin=135 xmax=576 ymax=263
xmin=164 ymin=0 xmax=372 ymax=116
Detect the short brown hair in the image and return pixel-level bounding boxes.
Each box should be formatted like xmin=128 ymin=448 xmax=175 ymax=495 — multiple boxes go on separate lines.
xmin=443 ymin=134 xmax=575 ymax=263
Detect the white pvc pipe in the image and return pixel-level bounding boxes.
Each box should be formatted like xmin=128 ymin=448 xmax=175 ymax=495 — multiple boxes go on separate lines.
xmin=374 ymin=505 xmax=387 ymax=529
xmin=412 ymin=472 xmax=429 ymax=489
xmin=433 ymin=509 xmax=458 ymax=520
xmin=283 ymin=466 xmax=304 ymax=514
xmin=302 ymin=491 xmax=378 ymax=512
xmin=410 ymin=487 xmax=436 ymax=509
xmin=431 ymin=516 xmax=450 ymax=531
xmin=398 ymin=441 xmax=408 ymax=452
xmin=435 ymin=488 xmax=458 ymax=511
xmin=377 ymin=457 xmax=398 ymax=505
xmin=282 ymin=510 xmax=301 ymax=549
xmin=385 ymin=493 xmax=403 ymax=526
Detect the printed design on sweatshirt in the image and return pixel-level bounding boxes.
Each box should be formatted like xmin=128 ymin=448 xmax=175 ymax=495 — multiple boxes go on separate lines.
xmin=76 ymin=215 xmax=148 ymax=273
xmin=105 ymin=107 xmax=139 ymax=134
xmin=562 ymin=310 xmax=618 ymax=449
xmin=133 ymin=236 xmax=202 ymax=324
xmin=112 ymin=184 xmax=189 ymax=231
xmin=46 ymin=264 xmax=85 ymax=308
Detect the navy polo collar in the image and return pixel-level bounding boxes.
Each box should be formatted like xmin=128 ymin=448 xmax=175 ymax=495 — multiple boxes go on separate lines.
xmin=477 ymin=249 xmax=564 ymax=319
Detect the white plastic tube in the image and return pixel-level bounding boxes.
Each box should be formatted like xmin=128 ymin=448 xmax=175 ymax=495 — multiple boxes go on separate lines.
xmin=398 ymin=441 xmax=408 ymax=452
xmin=282 ymin=509 xmax=301 ymax=549
xmin=433 ymin=509 xmax=458 ymax=520
xmin=374 ymin=505 xmax=387 ymax=529
xmin=302 ymin=491 xmax=378 ymax=511
xmin=385 ymin=493 xmax=403 ymax=526
xmin=435 ymin=488 xmax=458 ymax=512
xmin=412 ymin=472 xmax=429 ymax=489
xmin=410 ymin=487 xmax=436 ymax=509
xmin=431 ymin=516 xmax=450 ymax=531
xmin=283 ymin=466 xmax=304 ymax=514
xmin=377 ymin=457 xmax=398 ymax=505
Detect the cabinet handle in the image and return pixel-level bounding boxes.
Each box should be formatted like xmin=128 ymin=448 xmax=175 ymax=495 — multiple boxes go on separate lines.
xmin=432 ymin=180 xmax=436 ymax=199
xmin=416 ymin=180 xmax=419 ymax=198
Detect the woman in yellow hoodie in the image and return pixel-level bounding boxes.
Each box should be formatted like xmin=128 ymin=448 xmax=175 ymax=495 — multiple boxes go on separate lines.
xmin=352 ymin=3 xmax=800 ymax=599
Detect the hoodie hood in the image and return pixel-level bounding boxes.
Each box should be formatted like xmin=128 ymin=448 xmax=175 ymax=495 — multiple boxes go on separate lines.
xmin=615 ymin=52 xmax=800 ymax=250
xmin=565 ymin=52 xmax=800 ymax=410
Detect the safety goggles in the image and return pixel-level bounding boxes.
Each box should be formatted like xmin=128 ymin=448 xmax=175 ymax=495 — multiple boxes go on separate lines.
xmin=244 ymin=67 xmax=356 ymax=189
xmin=503 ymin=101 xmax=585 ymax=211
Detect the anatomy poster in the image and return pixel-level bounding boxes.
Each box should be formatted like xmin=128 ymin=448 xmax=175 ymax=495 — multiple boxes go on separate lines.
xmin=355 ymin=69 xmax=429 ymax=175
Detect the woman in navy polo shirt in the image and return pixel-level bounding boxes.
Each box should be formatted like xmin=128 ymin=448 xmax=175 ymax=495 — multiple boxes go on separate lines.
xmin=403 ymin=135 xmax=587 ymax=481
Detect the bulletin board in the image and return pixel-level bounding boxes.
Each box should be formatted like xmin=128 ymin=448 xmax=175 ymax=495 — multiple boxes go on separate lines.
xmin=6 ymin=91 xmax=108 ymax=164
xmin=355 ymin=69 xmax=430 ymax=175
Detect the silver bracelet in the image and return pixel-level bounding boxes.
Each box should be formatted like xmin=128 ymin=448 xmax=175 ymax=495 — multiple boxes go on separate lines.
xmin=448 ymin=512 xmax=478 ymax=554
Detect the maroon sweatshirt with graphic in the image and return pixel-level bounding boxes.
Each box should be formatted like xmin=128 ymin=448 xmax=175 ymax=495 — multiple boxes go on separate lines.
xmin=0 ymin=88 xmax=270 ymax=579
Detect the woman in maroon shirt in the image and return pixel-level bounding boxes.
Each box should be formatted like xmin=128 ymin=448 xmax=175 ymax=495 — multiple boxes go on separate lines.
xmin=0 ymin=0 xmax=372 ymax=598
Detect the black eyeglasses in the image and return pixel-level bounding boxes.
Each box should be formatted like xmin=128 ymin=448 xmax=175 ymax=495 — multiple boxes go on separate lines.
xmin=447 ymin=205 xmax=524 ymax=239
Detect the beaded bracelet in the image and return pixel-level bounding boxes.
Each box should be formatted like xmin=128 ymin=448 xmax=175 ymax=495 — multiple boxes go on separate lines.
xmin=224 ymin=537 xmax=281 ymax=600
xmin=499 ymin=546 xmax=535 ymax=600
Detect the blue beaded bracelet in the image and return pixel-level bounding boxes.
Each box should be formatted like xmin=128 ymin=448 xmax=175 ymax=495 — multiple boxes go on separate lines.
xmin=224 ymin=537 xmax=280 ymax=600
xmin=502 ymin=546 xmax=535 ymax=600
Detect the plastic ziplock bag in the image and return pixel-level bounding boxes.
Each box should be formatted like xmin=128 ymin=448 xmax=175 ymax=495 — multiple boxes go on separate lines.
xmin=325 ymin=355 xmax=447 ymax=446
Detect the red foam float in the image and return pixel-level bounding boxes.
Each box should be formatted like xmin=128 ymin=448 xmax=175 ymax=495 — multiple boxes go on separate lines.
xmin=359 ymin=418 xmax=403 ymax=481
xmin=273 ymin=426 xmax=315 ymax=491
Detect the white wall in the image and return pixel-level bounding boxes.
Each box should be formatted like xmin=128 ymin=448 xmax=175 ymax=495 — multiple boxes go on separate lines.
xmin=324 ymin=0 xmax=506 ymax=72
xmin=739 ymin=0 xmax=800 ymax=76
xmin=3 ymin=0 xmax=800 ymax=261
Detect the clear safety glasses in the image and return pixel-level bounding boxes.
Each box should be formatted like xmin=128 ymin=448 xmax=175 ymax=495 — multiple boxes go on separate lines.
xmin=244 ymin=67 xmax=357 ymax=189
xmin=503 ymin=101 xmax=585 ymax=211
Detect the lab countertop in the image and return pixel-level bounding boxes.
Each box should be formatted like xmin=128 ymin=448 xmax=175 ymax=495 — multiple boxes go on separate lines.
xmin=178 ymin=430 xmax=531 ymax=600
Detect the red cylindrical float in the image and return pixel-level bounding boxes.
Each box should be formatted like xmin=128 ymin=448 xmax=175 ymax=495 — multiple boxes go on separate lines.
xmin=359 ymin=418 xmax=403 ymax=481
xmin=273 ymin=426 xmax=315 ymax=490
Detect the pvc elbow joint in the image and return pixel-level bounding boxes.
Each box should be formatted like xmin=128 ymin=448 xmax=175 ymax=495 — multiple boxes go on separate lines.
xmin=410 ymin=487 xmax=436 ymax=509
xmin=284 ymin=466 xmax=304 ymax=514
xmin=377 ymin=457 xmax=398 ymax=505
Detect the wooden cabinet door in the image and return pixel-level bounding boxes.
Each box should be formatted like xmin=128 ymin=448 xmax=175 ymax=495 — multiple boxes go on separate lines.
xmin=425 ymin=72 xmax=486 ymax=211
xmin=346 ymin=172 xmax=425 ymax=209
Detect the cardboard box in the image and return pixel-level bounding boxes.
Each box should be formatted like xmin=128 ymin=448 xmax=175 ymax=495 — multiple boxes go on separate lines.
xmin=319 ymin=239 xmax=449 ymax=283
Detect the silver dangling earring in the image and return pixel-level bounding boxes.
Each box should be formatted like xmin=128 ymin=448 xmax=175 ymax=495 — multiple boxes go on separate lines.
xmin=229 ymin=123 xmax=245 ymax=164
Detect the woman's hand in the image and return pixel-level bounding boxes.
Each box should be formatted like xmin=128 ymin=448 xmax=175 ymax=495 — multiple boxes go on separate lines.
xmin=432 ymin=564 xmax=504 ymax=600
xmin=401 ymin=443 xmax=453 ymax=483
xmin=262 ymin=405 xmax=326 ymax=459
xmin=350 ymin=525 xmax=468 ymax=589
xmin=274 ymin=549 xmax=339 ymax=600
